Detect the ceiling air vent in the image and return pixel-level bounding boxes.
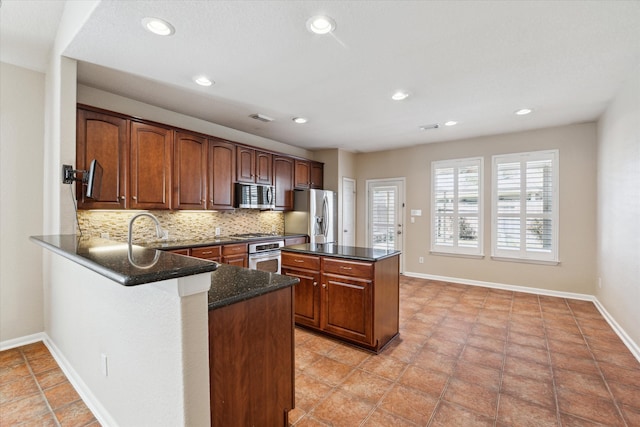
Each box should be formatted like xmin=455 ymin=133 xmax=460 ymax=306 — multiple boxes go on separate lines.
xmin=249 ymin=113 xmax=274 ymax=123
xmin=419 ymin=123 xmax=440 ymax=131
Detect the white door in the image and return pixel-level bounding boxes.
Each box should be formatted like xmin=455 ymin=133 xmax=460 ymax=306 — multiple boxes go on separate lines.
xmin=342 ymin=178 xmax=356 ymax=246
xmin=366 ymin=178 xmax=405 ymax=272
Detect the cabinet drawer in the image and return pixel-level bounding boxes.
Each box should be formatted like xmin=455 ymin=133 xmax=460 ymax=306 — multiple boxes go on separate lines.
xmin=282 ymin=252 xmax=320 ymax=271
xmin=191 ymin=245 xmax=221 ymax=259
xmin=323 ymin=258 xmax=373 ymax=279
xmin=168 ymin=248 xmax=191 ymax=256
xmin=222 ymin=243 xmax=248 ymax=256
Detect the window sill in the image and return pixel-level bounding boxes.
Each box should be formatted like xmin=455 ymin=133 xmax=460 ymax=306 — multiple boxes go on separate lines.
xmin=491 ymin=256 xmax=560 ymax=266
xmin=430 ymin=251 xmax=484 ymax=260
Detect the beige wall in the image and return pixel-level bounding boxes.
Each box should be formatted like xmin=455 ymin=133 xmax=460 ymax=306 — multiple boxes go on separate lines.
xmin=355 ymin=123 xmax=598 ymax=295
xmin=0 ymin=63 xmax=45 ymax=342
xmin=597 ymin=67 xmax=640 ymax=347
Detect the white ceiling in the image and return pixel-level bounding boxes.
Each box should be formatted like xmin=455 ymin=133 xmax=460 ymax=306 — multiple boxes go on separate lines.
xmin=3 ymin=1 xmax=640 ymax=153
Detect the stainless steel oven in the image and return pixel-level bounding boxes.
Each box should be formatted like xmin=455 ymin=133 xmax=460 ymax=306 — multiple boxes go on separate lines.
xmin=247 ymin=240 xmax=284 ymax=274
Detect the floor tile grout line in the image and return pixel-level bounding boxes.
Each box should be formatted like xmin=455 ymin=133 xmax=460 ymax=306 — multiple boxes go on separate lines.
xmin=538 ymin=293 xmax=564 ymax=427
xmin=564 ymin=300 xmax=630 ymax=427
xmin=19 ymin=348 xmax=63 ymax=427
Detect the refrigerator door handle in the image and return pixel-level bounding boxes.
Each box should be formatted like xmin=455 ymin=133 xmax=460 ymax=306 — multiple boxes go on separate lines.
xmin=322 ymin=194 xmax=329 ymax=238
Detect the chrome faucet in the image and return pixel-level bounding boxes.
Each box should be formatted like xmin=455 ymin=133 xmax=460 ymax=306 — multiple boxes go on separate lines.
xmin=128 ymin=212 xmax=165 ymax=245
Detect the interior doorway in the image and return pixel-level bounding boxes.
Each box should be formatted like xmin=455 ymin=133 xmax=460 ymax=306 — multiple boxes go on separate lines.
xmin=341 ymin=177 xmax=356 ymax=246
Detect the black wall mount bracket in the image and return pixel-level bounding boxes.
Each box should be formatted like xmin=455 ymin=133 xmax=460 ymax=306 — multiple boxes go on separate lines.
xmin=62 ymin=164 xmax=87 ymax=184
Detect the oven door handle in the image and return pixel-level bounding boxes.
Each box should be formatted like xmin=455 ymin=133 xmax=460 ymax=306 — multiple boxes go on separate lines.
xmin=249 ymin=250 xmax=281 ymax=260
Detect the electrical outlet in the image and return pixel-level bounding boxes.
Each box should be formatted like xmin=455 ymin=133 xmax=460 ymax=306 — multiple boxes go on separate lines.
xmin=100 ymin=232 xmax=110 ymax=239
xmin=101 ymin=354 xmax=108 ymax=377
xmin=215 ymin=227 xmax=221 ymax=236
xmin=162 ymin=230 xmax=169 ymax=240
xmin=419 ymin=256 xmax=424 ymax=264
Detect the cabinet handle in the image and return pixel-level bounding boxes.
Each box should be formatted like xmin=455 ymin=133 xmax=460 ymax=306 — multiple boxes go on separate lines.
xmin=322 ymin=283 xmax=326 ymax=288
xmin=201 ymin=251 xmax=213 ymax=255
xmin=313 ymin=281 xmax=317 ymax=287
xmin=340 ymin=266 xmax=352 ymax=270
xmin=210 ymin=200 xmax=214 ymax=204
xmin=120 ymin=196 xmax=125 ymax=200
xmin=132 ymin=196 xmax=137 ymax=200
xmin=294 ymin=259 xmax=304 ymax=263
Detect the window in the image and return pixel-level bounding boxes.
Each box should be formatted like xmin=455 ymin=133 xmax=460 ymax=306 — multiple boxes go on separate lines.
xmin=492 ymin=150 xmax=558 ymax=263
xmin=431 ymin=157 xmax=483 ymax=256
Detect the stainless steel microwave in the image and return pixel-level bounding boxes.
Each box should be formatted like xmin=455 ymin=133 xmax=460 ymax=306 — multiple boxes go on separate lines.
xmin=234 ymin=183 xmax=275 ymax=209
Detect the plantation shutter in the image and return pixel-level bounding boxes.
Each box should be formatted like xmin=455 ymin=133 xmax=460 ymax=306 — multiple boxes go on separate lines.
xmin=493 ymin=150 xmax=558 ymax=262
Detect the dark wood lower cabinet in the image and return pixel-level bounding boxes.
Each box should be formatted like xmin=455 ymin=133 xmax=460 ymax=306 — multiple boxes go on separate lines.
xmin=282 ymin=252 xmax=399 ymax=353
xmin=208 ymin=286 xmax=294 ymax=427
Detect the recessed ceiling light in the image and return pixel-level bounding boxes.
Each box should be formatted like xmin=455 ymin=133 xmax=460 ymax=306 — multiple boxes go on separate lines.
xmin=193 ymin=75 xmax=213 ymax=87
xmin=391 ymin=91 xmax=409 ymax=101
xmin=419 ymin=123 xmax=440 ymax=131
xmin=142 ymin=17 xmax=175 ymax=36
xmin=515 ymin=108 xmax=533 ymax=115
xmin=293 ymin=117 xmax=308 ymax=124
xmin=306 ymin=15 xmax=336 ymax=34
xmin=444 ymin=121 xmax=458 ymax=126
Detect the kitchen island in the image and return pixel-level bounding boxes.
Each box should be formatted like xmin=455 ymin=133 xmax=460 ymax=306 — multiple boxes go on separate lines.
xmin=30 ymin=235 xmax=298 ymax=426
xmin=281 ymin=243 xmax=400 ymax=353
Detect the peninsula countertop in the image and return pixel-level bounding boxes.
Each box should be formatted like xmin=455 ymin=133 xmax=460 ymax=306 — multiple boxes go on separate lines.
xmin=30 ymin=234 xmax=219 ymax=286
xmin=281 ymin=243 xmax=401 ymax=262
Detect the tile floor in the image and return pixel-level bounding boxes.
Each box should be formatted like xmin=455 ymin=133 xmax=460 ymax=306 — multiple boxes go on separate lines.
xmin=288 ymin=276 xmax=640 ymax=426
xmin=0 ymin=341 xmax=98 ymax=426
xmin=1 ymin=276 xmax=639 ymax=426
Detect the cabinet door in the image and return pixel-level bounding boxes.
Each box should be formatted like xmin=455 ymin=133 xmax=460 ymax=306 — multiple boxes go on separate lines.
xmin=236 ymin=146 xmax=255 ymax=183
xmin=208 ymin=139 xmax=235 ymax=209
xmin=282 ymin=267 xmax=321 ymax=328
xmin=310 ymin=162 xmax=324 ymax=189
xmin=294 ymin=159 xmax=310 ymax=189
xmin=273 ymin=156 xmax=294 ymax=211
xmin=130 ymin=122 xmax=173 ymax=209
xmin=255 ymin=150 xmax=273 ymax=185
xmin=173 ymin=131 xmax=207 ymax=210
xmin=321 ymin=274 xmax=373 ymax=346
xmin=223 ymin=254 xmax=247 ymax=268
xmin=76 ymin=108 xmax=128 ymax=209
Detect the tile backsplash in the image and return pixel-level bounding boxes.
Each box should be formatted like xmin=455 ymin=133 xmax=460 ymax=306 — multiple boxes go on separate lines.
xmin=77 ymin=209 xmax=284 ymax=243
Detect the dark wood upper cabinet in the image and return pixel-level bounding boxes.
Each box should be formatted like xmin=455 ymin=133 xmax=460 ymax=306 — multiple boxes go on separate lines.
xmin=76 ymin=108 xmax=129 ymax=209
xmin=273 ymin=155 xmax=294 ymax=211
xmin=310 ymin=161 xmax=324 ymax=189
xmin=173 ymin=131 xmax=207 ymax=210
xmin=294 ymin=159 xmax=311 ymax=189
xmin=236 ymin=146 xmax=272 ymax=184
xmin=295 ymin=159 xmax=323 ymax=189
xmin=208 ymin=139 xmax=236 ymax=210
xmin=130 ymin=122 xmax=173 ymax=210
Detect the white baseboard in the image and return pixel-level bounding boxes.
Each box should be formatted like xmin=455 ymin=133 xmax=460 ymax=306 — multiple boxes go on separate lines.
xmin=0 ymin=332 xmax=46 ymax=351
xmin=41 ymin=335 xmax=118 ymax=427
xmin=403 ymin=271 xmax=640 ymax=363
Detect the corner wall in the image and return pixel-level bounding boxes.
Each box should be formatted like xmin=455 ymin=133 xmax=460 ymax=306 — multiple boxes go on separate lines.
xmin=596 ymin=67 xmax=640 ymax=347
xmin=0 ymin=62 xmax=45 ymax=342
xmin=355 ymin=123 xmax=598 ymax=295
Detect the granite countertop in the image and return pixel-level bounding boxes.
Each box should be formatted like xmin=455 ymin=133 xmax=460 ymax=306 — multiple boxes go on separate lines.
xmin=281 ymin=243 xmax=401 ymax=262
xmin=208 ymin=263 xmax=298 ymax=310
xmin=30 ymin=234 xmax=219 ymax=286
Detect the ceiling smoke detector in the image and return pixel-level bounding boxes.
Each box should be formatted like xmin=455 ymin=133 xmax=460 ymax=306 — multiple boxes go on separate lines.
xmin=249 ymin=113 xmax=274 ymax=123
xmin=419 ymin=123 xmax=440 ymax=131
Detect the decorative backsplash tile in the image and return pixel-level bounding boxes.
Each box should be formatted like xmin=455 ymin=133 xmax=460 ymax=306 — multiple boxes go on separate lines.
xmin=77 ymin=209 xmax=284 ymax=243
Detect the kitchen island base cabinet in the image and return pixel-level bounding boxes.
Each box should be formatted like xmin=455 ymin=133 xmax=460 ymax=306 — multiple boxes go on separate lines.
xmin=209 ymin=286 xmax=294 ymax=427
xmin=282 ymin=251 xmax=399 ymax=353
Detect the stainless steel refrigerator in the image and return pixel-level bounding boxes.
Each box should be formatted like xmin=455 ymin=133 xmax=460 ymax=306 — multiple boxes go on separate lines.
xmin=284 ymin=189 xmax=337 ymax=244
